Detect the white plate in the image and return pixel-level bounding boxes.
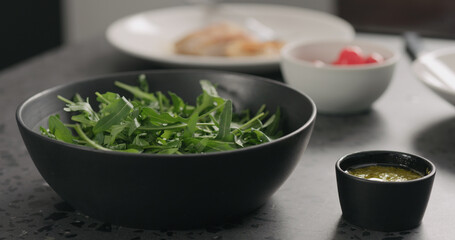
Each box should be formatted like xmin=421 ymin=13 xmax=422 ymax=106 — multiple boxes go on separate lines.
xmin=412 ymin=48 xmax=455 ymax=106
xmin=106 ymin=3 xmax=355 ymax=73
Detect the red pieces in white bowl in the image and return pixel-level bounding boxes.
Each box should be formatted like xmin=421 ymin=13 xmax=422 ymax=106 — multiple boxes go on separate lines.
xmin=332 ymin=46 xmax=384 ymax=65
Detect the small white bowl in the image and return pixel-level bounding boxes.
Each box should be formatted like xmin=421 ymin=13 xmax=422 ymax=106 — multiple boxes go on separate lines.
xmin=280 ymin=40 xmax=399 ymax=114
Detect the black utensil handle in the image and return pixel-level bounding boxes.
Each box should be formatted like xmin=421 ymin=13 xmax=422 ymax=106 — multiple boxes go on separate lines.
xmin=403 ymin=32 xmax=422 ymax=61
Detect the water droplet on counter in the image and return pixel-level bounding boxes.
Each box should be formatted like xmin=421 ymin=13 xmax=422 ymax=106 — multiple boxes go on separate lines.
xmin=63 ymin=230 xmax=77 ymax=238
xmin=70 ymin=220 xmax=84 ymax=228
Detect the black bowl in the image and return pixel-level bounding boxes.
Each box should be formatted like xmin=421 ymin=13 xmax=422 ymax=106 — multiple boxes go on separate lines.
xmin=336 ymin=150 xmax=436 ymax=231
xmin=16 ymin=70 xmax=316 ymax=229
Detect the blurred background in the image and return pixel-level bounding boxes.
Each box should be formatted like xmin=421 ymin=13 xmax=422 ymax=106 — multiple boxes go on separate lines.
xmin=1 ymin=0 xmax=453 ymax=70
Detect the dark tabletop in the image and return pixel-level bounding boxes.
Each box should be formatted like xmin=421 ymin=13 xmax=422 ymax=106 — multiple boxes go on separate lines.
xmin=1 ymin=33 xmax=455 ymax=240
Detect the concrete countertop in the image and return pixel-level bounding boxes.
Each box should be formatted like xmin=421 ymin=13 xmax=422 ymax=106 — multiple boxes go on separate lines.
xmin=1 ymin=33 xmax=455 ymax=240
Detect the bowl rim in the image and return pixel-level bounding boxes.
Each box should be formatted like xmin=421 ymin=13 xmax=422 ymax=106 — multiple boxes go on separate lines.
xmin=335 ymin=150 xmax=436 ymax=184
xmin=412 ymin=47 xmax=455 ymax=95
xmin=281 ymin=39 xmax=400 ymax=70
xmin=16 ymin=69 xmax=317 ymax=158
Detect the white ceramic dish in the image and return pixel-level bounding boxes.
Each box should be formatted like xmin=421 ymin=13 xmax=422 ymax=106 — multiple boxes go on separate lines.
xmin=412 ymin=47 xmax=455 ymax=106
xmin=106 ymin=3 xmax=355 ymax=73
xmin=281 ymin=39 xmax=399 ymax=114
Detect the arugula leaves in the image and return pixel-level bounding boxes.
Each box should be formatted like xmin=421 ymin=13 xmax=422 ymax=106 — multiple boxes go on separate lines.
xmin=42 ymin=76 xmax=282 ymax=154
xmin=216 ymin=100 xmax=233 ymax=141
xmin=47 ymin=115 xmax=73 ymax=143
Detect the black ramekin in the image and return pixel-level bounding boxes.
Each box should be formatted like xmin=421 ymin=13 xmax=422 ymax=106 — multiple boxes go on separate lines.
xmin=336 ymin=150 xmax=436 ymax=231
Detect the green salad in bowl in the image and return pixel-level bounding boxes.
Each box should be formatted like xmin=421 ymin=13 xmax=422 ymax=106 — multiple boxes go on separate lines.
xmin=41 ymin=75 xmax=282 ymax=154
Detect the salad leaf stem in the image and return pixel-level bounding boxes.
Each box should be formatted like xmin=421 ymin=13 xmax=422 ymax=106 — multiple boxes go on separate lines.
xmin=57 ymin=95 xmax=75 ymax=105
xmin=114 ymin=81 xmax=158 ymax=102
xmin=95 ymin=92 xmax=111 ymax=104
xmin=138 ymin=122 xmax=215 ymax=131
xmin=74 ymin=124 xmax=112 ymax=151
xmin=232 ymin=112 xmax=265 ymax=135
xmin=198 ymin=102 xmax=225 ymax=120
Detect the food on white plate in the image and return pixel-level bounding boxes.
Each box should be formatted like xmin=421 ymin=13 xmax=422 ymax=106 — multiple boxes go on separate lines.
xmin=174 ymin=22 xmax=283 ymax=57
